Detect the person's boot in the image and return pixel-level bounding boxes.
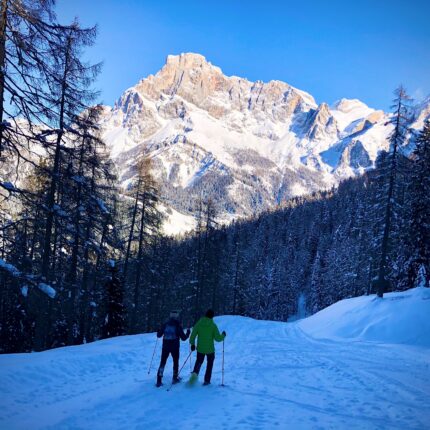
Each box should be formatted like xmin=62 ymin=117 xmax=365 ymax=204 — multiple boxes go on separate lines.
xmin=187 ymin=372 xmax=198 ymax=386
xmin=172 ymin=375 xmax=181 ymax=384
xmin=203 ymin=381 xmax=211 ymax=386
xmin=156 ymin=375 xmax=163 ymax=387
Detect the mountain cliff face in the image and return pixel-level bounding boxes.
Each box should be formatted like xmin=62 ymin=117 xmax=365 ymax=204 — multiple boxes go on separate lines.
xmin=99 ymin=53 xmax=428 ymax=232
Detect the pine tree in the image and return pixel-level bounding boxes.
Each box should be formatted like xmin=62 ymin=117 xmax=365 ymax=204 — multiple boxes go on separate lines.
xmin=39 ymin=22 xmax=100 ymax=284
xmin=0 ymin=0 xmax=56 ymax=160
xmin=121 ymin=157 xmax=162 ymax=333
xmin=231 ymin=224 xmax=245 ymax=315
xmin=190 ymin=197 xmax=218 ymax=320
xmin=102 ymin=262 xmax=125 ymax=339
xmin=373 ymin=86 xmax=411 ymax=298
xmin=62 ymin=106 xmax=117 ymax=345
xmin=309 ymin=251 xmax=324 ymax=313
xmin=406 ymin=120 xmax=430 ymax=287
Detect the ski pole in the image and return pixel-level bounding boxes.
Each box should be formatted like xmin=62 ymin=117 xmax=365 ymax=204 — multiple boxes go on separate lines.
xmin=188 ymin=327 xmax=193 ymax=371
xmin=147 ymin=337 xmax=158 ymax=375
xmin=221 ymin=339 xmax=225 ymax=386
xmin=167 ymin=350 xmax=193 ymax=391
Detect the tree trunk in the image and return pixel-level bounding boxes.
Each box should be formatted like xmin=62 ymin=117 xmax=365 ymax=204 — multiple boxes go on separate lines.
xmin=0 ymin=0 xmax=8 ymax=157
xmin=131 ymin=193 xmax=146 ymax=332
xmin=377 ymin=99 xmax=401 ymax=297
xmin=66 ymin=142 xmax=86 ymax=345
xmin=40 ymin=36 xmax=71 ymax=280
xmin=122 ymin=180 xmax=141 ymax=283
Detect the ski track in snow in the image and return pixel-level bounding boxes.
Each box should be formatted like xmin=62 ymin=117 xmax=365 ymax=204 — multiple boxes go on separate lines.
xmin=1 ymin=317 xmax=429 ymax=430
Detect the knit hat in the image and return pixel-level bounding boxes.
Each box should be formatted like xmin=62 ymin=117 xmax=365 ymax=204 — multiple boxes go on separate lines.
xmin=205 ymin=309 xmax=214 ymax=319
xmin=170 ymin=310 xmax=180 ymax=319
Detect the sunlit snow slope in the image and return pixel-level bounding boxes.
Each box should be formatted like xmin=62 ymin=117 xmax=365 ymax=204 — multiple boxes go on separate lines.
xmin=1 ymin=287 xmax=429 ymax=430
xmin=299 ymin=287 xmax=430 ymax=347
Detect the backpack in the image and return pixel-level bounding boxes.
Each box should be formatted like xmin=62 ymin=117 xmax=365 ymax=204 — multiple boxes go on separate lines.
xmin=163 ymin=321 xmax=178 ymax=340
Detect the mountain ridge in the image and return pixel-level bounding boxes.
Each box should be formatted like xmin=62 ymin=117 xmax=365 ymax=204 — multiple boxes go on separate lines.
xmin=100 ymin=53 xmax=429 ymax=233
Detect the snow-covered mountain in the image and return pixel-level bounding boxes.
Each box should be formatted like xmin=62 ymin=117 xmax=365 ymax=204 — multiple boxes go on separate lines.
xmin=100 ymin=53 xmax=429 ymax=230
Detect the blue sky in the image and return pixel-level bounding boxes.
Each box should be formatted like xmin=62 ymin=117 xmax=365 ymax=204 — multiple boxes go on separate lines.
xmin=56 ymin=0 xmax=430 ymax=110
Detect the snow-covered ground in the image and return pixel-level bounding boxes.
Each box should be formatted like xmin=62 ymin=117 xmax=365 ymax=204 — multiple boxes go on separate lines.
xmin=158 ymin=204 xmax=196 ymax=236
xmin=1 ymin=287 xmax=429 ymax=429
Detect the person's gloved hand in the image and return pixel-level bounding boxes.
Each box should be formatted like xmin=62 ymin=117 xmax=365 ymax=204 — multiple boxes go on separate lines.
xmin=222 ymin=331 xmax=226 ymax=337
xmin=186 ymin=329 xmax=191 ymax=336
xmin=191 ymin=344 xmax=196 ymax=351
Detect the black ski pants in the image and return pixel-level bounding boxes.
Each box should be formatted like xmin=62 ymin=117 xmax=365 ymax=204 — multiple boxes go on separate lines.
xmin=157 ymin=343 xmax=179 ymax=378
xmin=193 ymin=352 xmax=215 ymax=383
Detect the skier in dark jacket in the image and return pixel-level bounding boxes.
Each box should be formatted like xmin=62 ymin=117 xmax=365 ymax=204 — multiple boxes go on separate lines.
xmin=156 ymin=310 xmax=190 ymax=387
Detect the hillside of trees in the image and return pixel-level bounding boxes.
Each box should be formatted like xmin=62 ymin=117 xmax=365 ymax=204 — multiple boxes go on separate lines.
xmin=0 ymin=1 xmax=429 ymax=353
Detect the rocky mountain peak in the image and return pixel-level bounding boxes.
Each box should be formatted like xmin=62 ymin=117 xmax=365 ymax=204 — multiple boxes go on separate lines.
xmin=100 ymin=54 xmax=429 ymax=234
xmin=113 ymin=53 xmax=318 ymax=127
xmin=317 ymin=102 xmax=331 ymax=115
xmin=332 ymin=98 xmax=370 ymax=113
xmin=304 ymin=102 xmax=339 ymax=142
xmin=130 ymin=52 xmax=226 ymax=111
xmin=164 ymin=53 xmax=220 ymax=72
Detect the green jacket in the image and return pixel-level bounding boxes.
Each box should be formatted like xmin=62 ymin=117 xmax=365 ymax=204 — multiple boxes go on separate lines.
xmin=190 ymin=317 xmax=225 ymax=354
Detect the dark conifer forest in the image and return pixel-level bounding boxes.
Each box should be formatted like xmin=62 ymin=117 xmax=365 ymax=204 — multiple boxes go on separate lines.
xmin=0 ymin=1 xmax=429 ymax=353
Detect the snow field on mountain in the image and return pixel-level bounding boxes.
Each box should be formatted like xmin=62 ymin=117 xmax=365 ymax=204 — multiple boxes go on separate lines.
xmin=330 ymin=99 xmax=375 ymax=134
xmin=159 ymin=204 xmax=196 ymax=236
xmin=1 ymin=288 xmax=429 ymax=430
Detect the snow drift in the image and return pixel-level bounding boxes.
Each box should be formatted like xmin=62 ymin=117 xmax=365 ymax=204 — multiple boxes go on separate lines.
xmin=299 ymin=287 xmax=430 ymax=347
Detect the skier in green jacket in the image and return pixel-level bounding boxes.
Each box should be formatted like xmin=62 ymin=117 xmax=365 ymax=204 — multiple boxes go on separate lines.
xmin=189 ymin=309 xmax=226 ymax=385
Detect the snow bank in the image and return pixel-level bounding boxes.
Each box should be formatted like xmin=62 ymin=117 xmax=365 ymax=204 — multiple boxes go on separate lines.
xmin=299 ymin=287 xmax=430 ymax=347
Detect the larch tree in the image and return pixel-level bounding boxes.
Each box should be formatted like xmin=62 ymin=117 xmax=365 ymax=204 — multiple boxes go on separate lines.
xmin=374 ymin=86 xmax=412 ymax=298
xmin=122 ymin=156 xmax=162 ymax=333
xmin=39 ymin=22 xmax=100 ymax=283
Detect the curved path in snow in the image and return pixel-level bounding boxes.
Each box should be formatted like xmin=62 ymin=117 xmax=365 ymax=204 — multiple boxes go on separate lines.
xmin=1 ymin=316 xmax=429 ymax=429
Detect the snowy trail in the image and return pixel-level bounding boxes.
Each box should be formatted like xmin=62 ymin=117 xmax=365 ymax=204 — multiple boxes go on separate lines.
xmin=1 ymin=314 xmax=429 ymax=430
xmin=2 ymin=287 xmax=430 ymax=430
